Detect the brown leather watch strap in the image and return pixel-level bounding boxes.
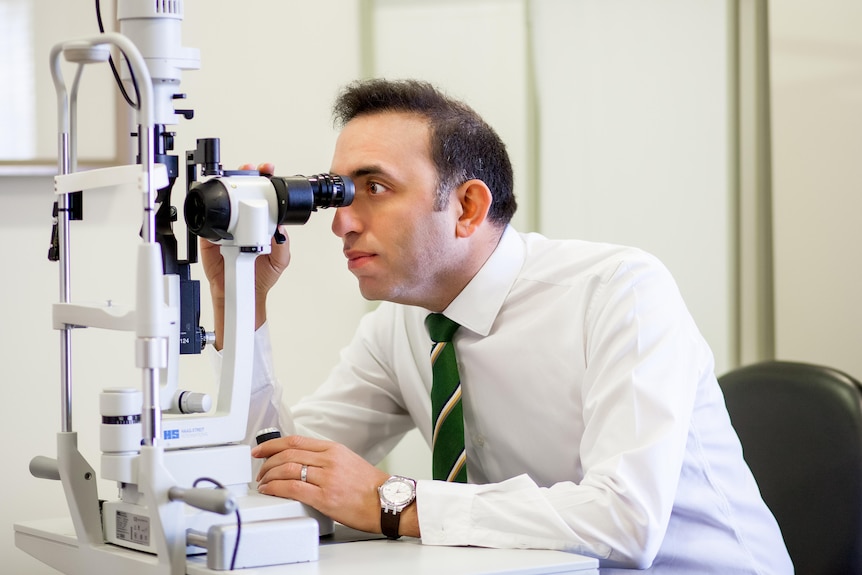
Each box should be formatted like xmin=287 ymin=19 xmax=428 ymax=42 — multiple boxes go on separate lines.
xmin=381 ymin=508 xmax=401 ymax=539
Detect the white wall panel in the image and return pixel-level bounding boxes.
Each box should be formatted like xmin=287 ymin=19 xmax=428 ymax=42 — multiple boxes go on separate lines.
xmin=770 ymin=0 xmax=862 ymax=378
xmin=533 ymin=0 xmax=734 ymax=374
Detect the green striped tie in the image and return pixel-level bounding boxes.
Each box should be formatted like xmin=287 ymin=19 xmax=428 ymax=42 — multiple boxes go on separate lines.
xmin=426 ymin=313 xmax=467 ymax=483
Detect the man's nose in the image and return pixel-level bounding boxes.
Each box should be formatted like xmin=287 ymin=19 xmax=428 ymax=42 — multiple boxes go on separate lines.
xmin=331 ymin=203 xmax=359 ymax=238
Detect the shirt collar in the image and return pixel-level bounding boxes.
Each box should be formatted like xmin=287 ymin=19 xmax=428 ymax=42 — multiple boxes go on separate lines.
xmin=441 ymin=226 xmax=524 ymax=337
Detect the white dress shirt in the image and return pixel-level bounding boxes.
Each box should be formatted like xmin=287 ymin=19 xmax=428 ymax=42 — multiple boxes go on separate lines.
xmin=242 ymin=226 xmax=792 ymax=573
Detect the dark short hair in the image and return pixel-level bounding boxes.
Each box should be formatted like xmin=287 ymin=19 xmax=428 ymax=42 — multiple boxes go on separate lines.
xmin=332 ymin=78 xmax=517 ymax=226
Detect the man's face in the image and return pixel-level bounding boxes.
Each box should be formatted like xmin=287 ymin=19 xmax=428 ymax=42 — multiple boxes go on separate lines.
xmin=330 ymin=111 xmax=464 ymax=309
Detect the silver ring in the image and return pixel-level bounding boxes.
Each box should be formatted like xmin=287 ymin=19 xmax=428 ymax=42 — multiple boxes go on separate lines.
xmin=300 ymin=464 xmax=308 ymax=483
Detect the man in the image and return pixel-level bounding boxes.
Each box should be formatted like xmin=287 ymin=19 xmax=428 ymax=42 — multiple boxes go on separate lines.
xmin=202 ymin=79 xmax=792 ymax=573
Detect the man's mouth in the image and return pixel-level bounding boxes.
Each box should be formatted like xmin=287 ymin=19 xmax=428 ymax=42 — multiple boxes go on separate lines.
xmin=344 ymin=249 xmax=376 ymax=271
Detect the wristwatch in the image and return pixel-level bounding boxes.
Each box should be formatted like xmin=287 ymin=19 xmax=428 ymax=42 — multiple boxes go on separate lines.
xmin=378 ymin=475 xmax=416 ymax=539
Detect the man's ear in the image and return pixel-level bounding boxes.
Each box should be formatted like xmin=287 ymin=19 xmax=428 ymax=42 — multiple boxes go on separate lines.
xmin=454 ymin=179 xmax=493 ymax=238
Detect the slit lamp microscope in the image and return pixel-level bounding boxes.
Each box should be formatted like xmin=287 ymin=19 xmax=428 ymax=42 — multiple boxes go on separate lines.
xmin=13 ymin=2 xmax=353 ymax=573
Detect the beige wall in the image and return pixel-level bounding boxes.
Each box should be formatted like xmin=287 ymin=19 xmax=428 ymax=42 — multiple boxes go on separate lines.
xmin=770 ymin=0 xmax=862 ymax=377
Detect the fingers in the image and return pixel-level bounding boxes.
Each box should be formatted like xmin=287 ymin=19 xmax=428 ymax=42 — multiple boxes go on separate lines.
xmin=256 ymin=448 xmax=325 ymax=479
xmin=252 ymin=434 xmax=328 ymax=462
xmin=256 ymin=464 xmax=322 ymax=503
xmin=257 ymin=477 xmax=320 ymax=503
xmin=252 ymin=437 xmax=392 ymax=533
xmin=268 ymin=227 xmax=291 ymax=269
xmin=256 ymin=459 xmax=326 ymax=499
xmin=253 ymin=435 xmax=330 ymax=483
xmin=252 ymin=434 xmax=326 ymax=457
xmin=238 ymin=162 xmax=276 ymax=175
xmin=198 ymin=236 xmax=220 ymax=253
xmin=257 ymin=162 xmax=275 ymax=175
xmin=257 ymin=460 xmax=308 ymax=484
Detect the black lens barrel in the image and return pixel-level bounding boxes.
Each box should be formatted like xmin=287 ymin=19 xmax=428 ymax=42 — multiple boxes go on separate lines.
xmin=271 ymin=174 xmax=354 ymax=225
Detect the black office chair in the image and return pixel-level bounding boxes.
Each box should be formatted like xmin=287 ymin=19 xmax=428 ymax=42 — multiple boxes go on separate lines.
xmin=718 ymin=360 xmax=862 ymax=575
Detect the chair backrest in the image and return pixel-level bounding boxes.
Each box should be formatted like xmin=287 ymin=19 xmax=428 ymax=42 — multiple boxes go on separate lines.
xmin=718 ymin=360 xmax=862 ymax=575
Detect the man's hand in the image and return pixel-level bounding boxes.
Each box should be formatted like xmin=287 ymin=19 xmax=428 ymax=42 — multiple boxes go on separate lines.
xmin=253 ymin=435 xmax=417 ymax=536
xmin=199 ymin=162 xmax=290 ymax=349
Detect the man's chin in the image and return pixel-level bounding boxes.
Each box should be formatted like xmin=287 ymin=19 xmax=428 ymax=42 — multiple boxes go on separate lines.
xmin=357 ymin=281 xmax=386 ymax=302
xmin=357 ymin=280 xmax=408 ymax=306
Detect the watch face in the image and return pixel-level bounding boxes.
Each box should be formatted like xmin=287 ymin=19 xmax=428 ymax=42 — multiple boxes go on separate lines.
xmin=380 ymin=476 xmax=415 ymax=506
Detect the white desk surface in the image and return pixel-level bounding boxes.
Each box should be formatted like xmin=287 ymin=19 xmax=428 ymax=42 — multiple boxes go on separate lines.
xmin=17 ymin=519 xmax=599 ymax=575
xmin=188 ymin=536 xmax=599 ymax=575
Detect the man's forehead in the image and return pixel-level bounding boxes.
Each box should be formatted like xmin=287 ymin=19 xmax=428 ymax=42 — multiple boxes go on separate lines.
xmin=332 ymin=111 xmax=432 ymax=170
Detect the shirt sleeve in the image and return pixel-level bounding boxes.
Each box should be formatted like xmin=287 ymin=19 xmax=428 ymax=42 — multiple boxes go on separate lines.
xmin=208 ymin=322 xmax=296 ymax=444
xmin=212 ymin=310 xmax=416 ymax=464
xmin=418 ymin=475 xmax=591 ymax=552
xmin=289 ymin=308 xmax=418 ymax=465
xmin=416 ymin=255 xmax=708 ymax=569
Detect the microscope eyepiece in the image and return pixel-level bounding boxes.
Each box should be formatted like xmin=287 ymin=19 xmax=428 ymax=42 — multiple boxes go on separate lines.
xmin=269 ymin=173 xmax=354 ymax=225
xmin=183 ymin=172 xmax=354 ymax=243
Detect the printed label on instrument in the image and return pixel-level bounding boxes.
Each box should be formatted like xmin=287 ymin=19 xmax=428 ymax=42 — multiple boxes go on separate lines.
xmin=116 ymin=510 xmax=150 ymax=545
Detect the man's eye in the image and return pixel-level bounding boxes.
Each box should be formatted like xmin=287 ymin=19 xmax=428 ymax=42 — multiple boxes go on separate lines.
xmin=368 ymin=181 xmax=387 ymax=195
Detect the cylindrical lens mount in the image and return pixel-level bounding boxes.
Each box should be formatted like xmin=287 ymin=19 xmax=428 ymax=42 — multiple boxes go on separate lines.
xmin=271 ymin=174 xmax=354 ymax=225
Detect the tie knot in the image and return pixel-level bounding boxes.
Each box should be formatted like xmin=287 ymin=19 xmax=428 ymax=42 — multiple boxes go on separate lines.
xmin=425 ymin=313 xmax=460 ymax=343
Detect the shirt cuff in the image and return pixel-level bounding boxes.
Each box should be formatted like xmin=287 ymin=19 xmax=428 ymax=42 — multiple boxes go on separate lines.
xmin=416 ymin=479 xmax=485 ymax=545
xmin=417 ymin=474 xmax=576 ymax=552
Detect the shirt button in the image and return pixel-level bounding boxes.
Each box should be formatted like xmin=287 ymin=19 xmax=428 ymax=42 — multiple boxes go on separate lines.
xmin=472 ymin=434 xmax=485 ymax=448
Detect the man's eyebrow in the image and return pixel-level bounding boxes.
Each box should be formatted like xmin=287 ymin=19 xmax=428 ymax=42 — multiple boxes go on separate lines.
xmin=348 ymin=165 xmax=388 ymax=179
